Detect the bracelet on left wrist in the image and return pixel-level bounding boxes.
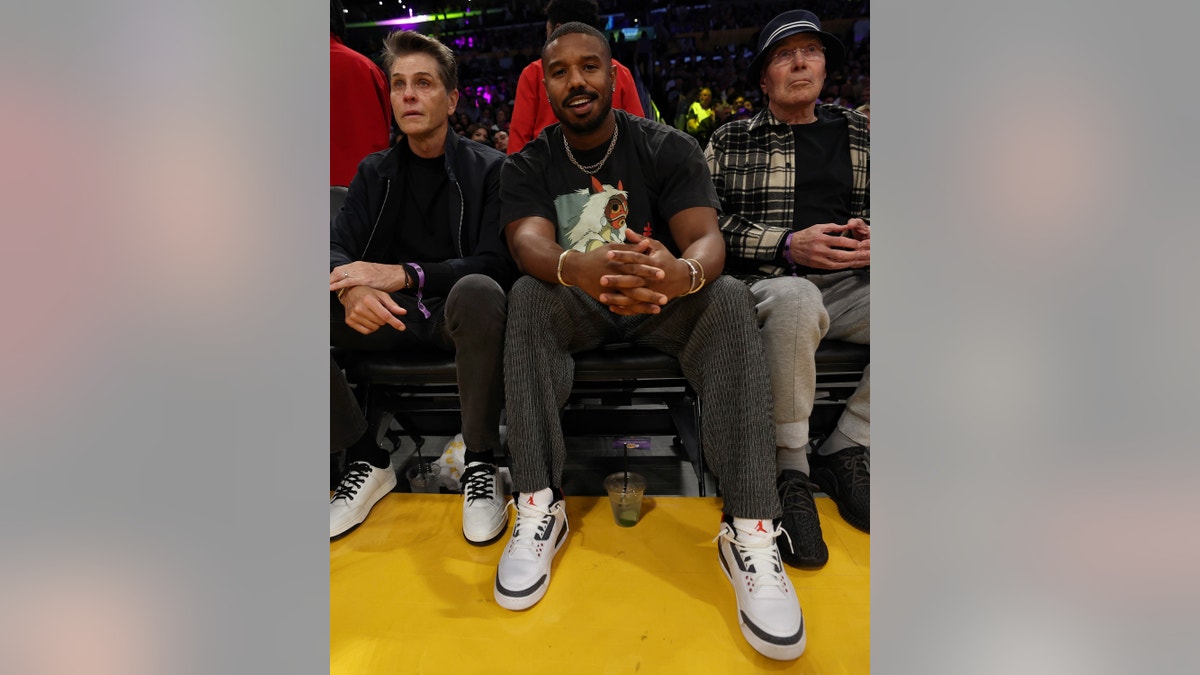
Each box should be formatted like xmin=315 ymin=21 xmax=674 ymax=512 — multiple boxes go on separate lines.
xmin=783 ymin=232 xmax=799 ymax=276
xmin=557 ymin=249 xmax=576 ymax=287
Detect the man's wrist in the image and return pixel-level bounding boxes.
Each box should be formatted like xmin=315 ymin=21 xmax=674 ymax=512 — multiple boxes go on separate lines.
xmin=557 ymin=249 xmax=576 ymax=287
xmin=782 ymin=231 xmax=798 ymax=276
xmin=680 ymin=257 xmax=705 ymax=296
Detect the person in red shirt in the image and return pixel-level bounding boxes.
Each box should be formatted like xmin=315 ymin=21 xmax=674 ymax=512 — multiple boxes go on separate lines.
xmin=330 ymin=0 xmax=392 ymax=185
xmin=506 ymin=0 xmax=644 ymax=155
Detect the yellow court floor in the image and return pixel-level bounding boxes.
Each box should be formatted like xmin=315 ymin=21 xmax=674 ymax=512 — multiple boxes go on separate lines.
xmin=331 ymin=494 xmax=869 ymax=674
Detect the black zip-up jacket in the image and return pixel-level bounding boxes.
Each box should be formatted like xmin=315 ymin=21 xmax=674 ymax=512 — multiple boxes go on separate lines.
xmin=330 ymin=130 xmax=517 ymax=297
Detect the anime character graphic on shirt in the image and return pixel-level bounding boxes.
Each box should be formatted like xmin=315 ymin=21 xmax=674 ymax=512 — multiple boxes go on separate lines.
xmin=555 ymin=176 xmax=629 ymax=252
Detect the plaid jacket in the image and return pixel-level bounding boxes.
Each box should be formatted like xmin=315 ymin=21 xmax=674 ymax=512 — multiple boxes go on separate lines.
xmin=705 ymin=104 xmax=869 ymax=278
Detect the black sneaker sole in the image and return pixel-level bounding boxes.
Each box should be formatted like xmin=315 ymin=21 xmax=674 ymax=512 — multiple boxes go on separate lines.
xmin=463 ymin=519 xmax=509 ymax=547
xmin=780 ymin=546 xmax=828 ymax=569
xmin=778 ymin=534 xmax=829 ymax=569
xmin=834 ymin=502 xmax=869 ymax=533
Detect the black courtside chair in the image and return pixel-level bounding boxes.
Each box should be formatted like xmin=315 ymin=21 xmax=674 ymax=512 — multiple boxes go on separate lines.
xmin=329 ymin=185 xmax=868 ymax=496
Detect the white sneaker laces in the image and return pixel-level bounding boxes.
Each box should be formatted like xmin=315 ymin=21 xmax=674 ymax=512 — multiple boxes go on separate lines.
xmin=714 ymin=524 xmax=788 ymax=591
xmin=506 ymin=499 xmax=554 ymax=558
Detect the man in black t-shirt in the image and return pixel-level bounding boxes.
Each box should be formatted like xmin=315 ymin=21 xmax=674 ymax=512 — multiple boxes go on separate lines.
xmin=494 ymin=22 xmax=806 ymax=662
xmin=328 ymin=30 xmax=516 ymax=545
xmin=706 ymin=9 xmax=871 ymax=570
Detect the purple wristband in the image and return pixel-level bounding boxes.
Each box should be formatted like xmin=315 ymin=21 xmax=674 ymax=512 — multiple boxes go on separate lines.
xmin=782 ymin=231 xmax=798 ymax=276
xmin=408 ymin=263 xmax=431 ymax=319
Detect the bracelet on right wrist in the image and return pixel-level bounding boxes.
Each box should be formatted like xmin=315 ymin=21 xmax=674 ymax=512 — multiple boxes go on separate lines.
xmin=680 ymin=257 xmax=706 ymax=296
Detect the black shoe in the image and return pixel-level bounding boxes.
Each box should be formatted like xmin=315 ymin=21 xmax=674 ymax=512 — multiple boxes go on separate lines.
xmin=810 ymin=446 xmax=870 ymax=533
xmin=775 ymin=470 xmax=829 ymax=569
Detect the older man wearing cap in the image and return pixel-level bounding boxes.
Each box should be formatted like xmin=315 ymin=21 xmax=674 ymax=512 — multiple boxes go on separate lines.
xmin=705 ymin=9 xmax=871 ymax=569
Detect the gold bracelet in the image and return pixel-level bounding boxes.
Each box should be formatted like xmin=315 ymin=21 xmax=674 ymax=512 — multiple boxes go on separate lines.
xmin=336 ymin=287 xmax=349 ymax=301
xmin=556 ymin=249 xmax=576 ymax=287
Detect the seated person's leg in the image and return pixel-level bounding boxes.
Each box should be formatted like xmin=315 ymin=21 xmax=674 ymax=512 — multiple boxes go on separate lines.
xmin=329 ymin=348 xmax=396 ymax=538
xmin=501 ymin=277 xmax=613 ymax=494
xmin=328 ymin=291 xmax=444 ymax=538
xmin=809 ymin=271 xmax=870 ymax=532
xmin=749 ymin=275 xmax=831 ymax=568
xmin=494 ymin=277 xmax=610 ymax=611
xmin=330 ymin=353 xmax=367 ymax=456
xmin=444 ymin=274 xmax=507 ymax=463
xmin=635 ymin=276 xmax=806 ymax=660
xmin=750 ymin=276 xmax=830 ymax=468
xmin=834 ymin=363 xmax=869 ymax=448
xmin=444 ymin=274 xmax=509 ymax=545
xmin=634 ymin=277 xmax=779 ymax=514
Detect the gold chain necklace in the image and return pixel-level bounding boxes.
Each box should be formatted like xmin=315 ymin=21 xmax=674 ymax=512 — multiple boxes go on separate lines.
xmin=562 ymin=123 xmax=619 ymax=175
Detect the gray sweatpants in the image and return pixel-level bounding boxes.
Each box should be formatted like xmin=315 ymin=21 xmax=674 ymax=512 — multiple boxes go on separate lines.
xmin=504 ymin=275 xmax=781 ymax=519
xmin=750 ymin=270 xmax=870 ymax=451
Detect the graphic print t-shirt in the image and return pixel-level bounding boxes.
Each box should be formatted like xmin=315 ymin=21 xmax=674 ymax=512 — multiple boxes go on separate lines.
xmin=499 ymin=110 xmax=719 ymax=257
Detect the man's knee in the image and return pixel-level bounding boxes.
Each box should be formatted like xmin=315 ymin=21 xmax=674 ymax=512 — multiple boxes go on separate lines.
xmin=680 ymin=276 xmax=754 ymax=326
xmin=508 ymin=274 xmax=550 ymax=306
xmin=819 ymin=273 xmax=869 ymax=344
xmin=448 ymin=273 xmax=504 ymax=301
xmin=446 ymin=274 xmax=507 ymax=338
xmin=751 ymin=276 xmax=829 ymax=330
xmin=508 ymin=275 xmax=578 ymax=325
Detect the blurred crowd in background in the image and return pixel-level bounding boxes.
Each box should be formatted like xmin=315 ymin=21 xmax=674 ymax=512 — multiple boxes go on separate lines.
xmin=338 ymin=0 xmax=869 ymax=151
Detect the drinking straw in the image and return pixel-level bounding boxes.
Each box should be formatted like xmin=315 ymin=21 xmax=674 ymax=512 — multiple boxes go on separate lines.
xmin=623 ymin=441 xmax=635 ymax=491
xmin=413 ymin=436 xmax=432 ymax=480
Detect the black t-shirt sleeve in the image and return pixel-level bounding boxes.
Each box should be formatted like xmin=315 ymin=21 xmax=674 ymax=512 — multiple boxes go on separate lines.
xmin=651 ymin=128 xmax=722 ymax=221
xmin=499 ymin=144 xmax=557 ymax=232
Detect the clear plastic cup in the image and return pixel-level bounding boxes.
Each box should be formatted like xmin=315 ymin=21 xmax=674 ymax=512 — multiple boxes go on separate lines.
xmin=603 ymin=471 xmax=647 ymax=527
xmin=405 ymin=462 xmax=440 ymax=494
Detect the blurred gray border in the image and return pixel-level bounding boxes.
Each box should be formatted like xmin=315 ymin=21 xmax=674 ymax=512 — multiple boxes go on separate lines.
xmin=0 ymin=2 xmax=328 ymax=674
xmin=876 ymin=1 xmax=1200 ymax=673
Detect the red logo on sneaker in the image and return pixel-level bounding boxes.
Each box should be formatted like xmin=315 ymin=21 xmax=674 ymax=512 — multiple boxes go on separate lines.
xmin=754 ymin=520 xmax=768 ymax=533
xmin=527 ymin=495 xmax=536 ymax=506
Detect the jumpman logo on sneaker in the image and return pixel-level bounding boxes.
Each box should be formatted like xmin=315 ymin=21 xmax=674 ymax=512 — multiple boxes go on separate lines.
xmin=527 ymin=495 xmax=536 ymax=506
xmin=755 ymin=520 xmax=768 ymax=534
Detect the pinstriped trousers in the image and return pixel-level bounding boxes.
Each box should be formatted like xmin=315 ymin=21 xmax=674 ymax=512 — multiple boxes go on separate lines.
xmin=503 ymin=275 xmax=782 ymax=519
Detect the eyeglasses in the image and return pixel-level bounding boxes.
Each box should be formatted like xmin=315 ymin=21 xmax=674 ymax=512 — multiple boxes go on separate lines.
xmin=770 ymin=44 xmax=826 ymax=65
